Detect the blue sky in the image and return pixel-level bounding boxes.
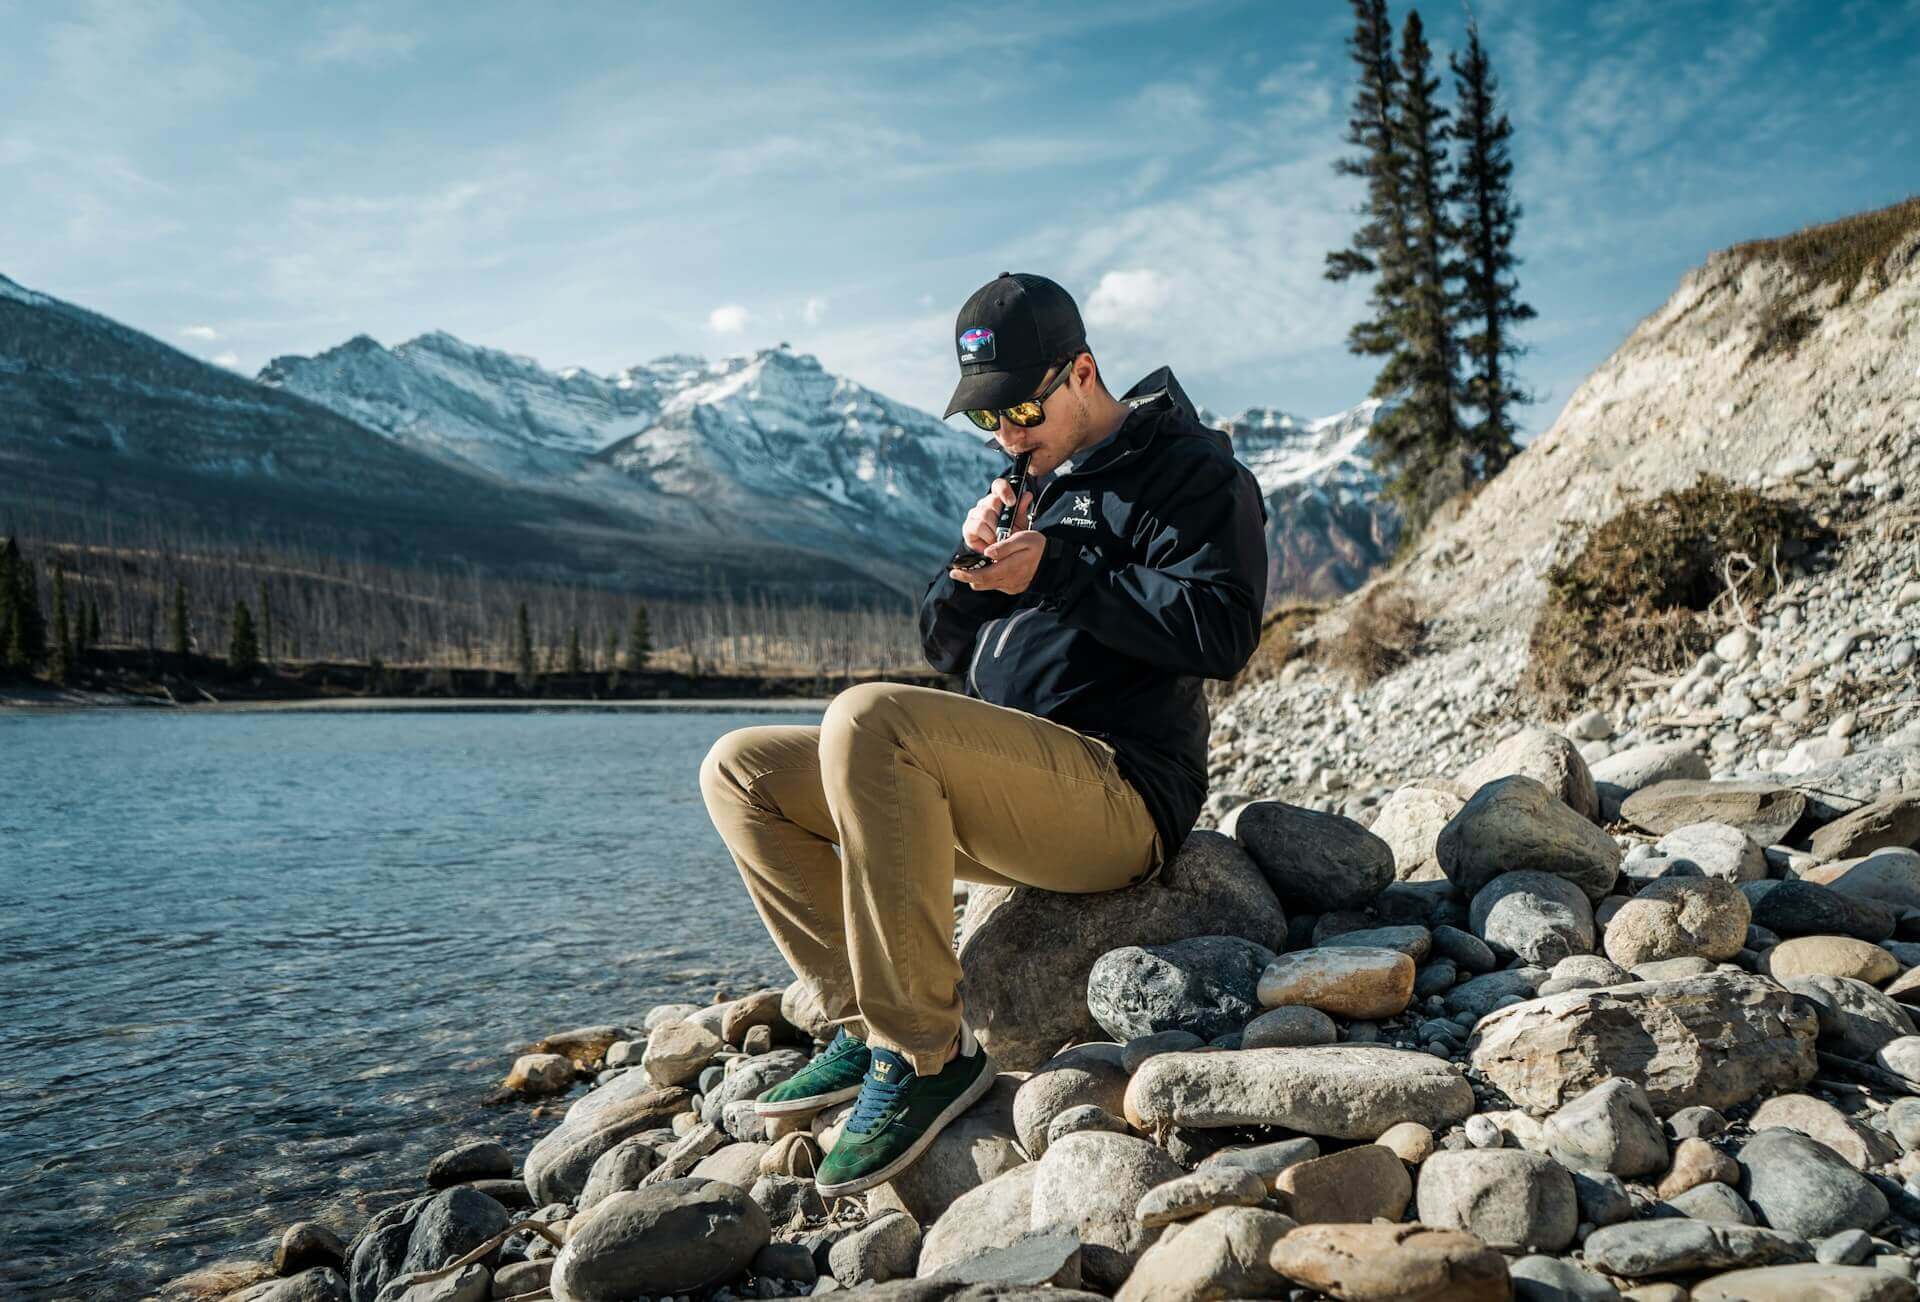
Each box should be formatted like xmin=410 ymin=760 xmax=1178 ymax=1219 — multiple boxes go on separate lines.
xmin=3 ymin=0 xmax=1917 ymax=434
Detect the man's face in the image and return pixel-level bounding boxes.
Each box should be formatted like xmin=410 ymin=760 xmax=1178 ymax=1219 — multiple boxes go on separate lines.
xmin=988 ymin=355 xmax=1091 ymax=478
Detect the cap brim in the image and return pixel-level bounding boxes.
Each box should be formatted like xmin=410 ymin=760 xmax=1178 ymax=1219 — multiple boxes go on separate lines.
xmin=942 ymin=361 xmax=1051 ymax=420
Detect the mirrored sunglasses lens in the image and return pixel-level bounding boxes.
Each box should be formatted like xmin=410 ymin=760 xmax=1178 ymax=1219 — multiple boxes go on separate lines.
xmin=1003 ymin=401 xmax=1044 ymax=427
xmin=964 ymin=409 xmax=998 ymax=431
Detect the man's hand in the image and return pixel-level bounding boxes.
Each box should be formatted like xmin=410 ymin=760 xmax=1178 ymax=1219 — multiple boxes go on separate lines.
xmin=950 ymin=477 xmax=1040 ymax=592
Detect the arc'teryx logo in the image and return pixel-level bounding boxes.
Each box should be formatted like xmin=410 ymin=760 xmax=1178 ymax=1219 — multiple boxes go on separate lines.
xmin=1063 ymin=492 xmax=1097 ymax=528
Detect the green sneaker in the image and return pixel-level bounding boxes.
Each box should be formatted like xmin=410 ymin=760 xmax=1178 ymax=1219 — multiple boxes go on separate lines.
xmin=814 ymin=1024 xmax=995 ymax=1198
xmin=754 ymin=1026 xmax=871 ymax=1117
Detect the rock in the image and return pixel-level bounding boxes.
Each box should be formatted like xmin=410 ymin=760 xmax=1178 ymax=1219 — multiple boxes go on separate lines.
xmin=1783 ymin=974 xmax=1918 ymax=1059
xmin=275 ymin=1222 xmax=347 ymax=1276
xmin=1510 ymin=1255 xmax=1622 ymax=1301
xmin=1819 ymin=1229 xmax=1877 ymax=1267
xmin=1222 ymin=799 xmax=1395 ymax=908
xmin=1467 ymin=972 xmax=1818 ymax=1115
xmin=1573 ymin=1170 xmax=1633 ymax=1228
xmin=425 ymin=1142 xmax=512 ymax=1191
xmin=1602 ymin=876 xmax=1751 ymax=967
xmin=398 ymin=1187 xmax=510 ymax=1279
xmin=1268 ymin=1221 xmax=1512 ymax=1302
xmin=1654 ymin=822 xmax=1768 ymax=882
xmin=878 ymin=1074 xmax=1024 ymax=1225
xmin=1539 ymin=954 xmax=1630 ymax=996
xmin=1198 ymin=1136 xmax=1322 ymax=1189
xmin=1812 ymin=795 xmax=1920 ymax=862
xmin=1274 ymin=1144 xmax=1412 ymax=1224
xmin=375 ymin=1263 xmax=486 ymax=1302
xmin=1327 ymin=924 xmax=1434 ymax=959
xmin=779 ymin=980 xmax=835 ymax=1042
xmin=1739 ymin=1128 xmax=1890 ymax=1238
xmin=1658 ymin=1137 xmax=1741 ymax=1199
xmin=829 ymin=1211 xmax=920 ymax=1287
xmin=923 ymin=1230 xmax=1083 ymax=1289
xmin=758 ymin=1131 xmax=821 ymax=1179
xmin=1373 ymin=785 xmax=1468 ymax=884
xmin=1030 ymin=1131 xmax=1184 ymax=1289
xmin=1136 ymin=1167 xmax=1269 ymax=1226
xmin=492 ymin=1260 xmax=554 ymax=1297
xmin=1380 ymin=1121 xmax=1437 ymax=1164
xmin=1875 ymin=1035 xmax=1920 ymax=1082
xmin=1086 ymin=936 xmax=1273 ymax=1042
xmin=1012 ymin=1043 xmax=1128 ymax=1160
xmin=347 ymin=1209 xmax=422 ymax=1302
xmin=1048 ymin=1104 xmax=1127 ymax=1145
xmin=1114 ymin=1206 xmax=1294 ymax=1302
xmin=550 ymin=1179 xmax=768 ymax=1300
xmin=530 ymin=1026 xmax=625 ymax=1070
xmin=1415 ymin=1149 xmax=1577 ymax=1251
xmin=1256 ymin=946 xmax=1415 ymax=1019
xmin=917 ymin=1164 xmax=1039 ymax=1278
xmin=1446 ymin=968 xmax=1546 ymax=1018
xmin=640 ymin=1021 xmax=725 ymax=1087
xmin=1748 ymin=1094 xmax=1900 ymax=1170
xmin=1692 ymin=1263 xmax=1920 ymax=1302
xmin=1125 ymin=1045 xmax=1474 ymax=1139
xmin=1465 ymin=1115 xmax=1503 ymax=1148
xmin=1242 ymin=1004 xmax=1339 ymax=1049
xmin=1120 ymin=1030 xmax=1205 ymax=1073
xmin=1766 ymin=936 xmax=1903 ymax=985
xmin=1581 ymin=1220 xmax=1811 ymax=1277
xmin=700 ymin=1049 xmax=808 ymax=1124
xmin=1594 ymin=743 xmax=1711 ymax=821
xmin=1471 ymin=872 xmax=1597 ymax=964
xmin=752 ymin=1242 xmax=818 ymax=1285
xmin=523 ymin=1085 xmax=692 ymax=1205
xmin=643 ymin=1003 xmax=699 ymax=1030
xmin=1808 ymin=849 xmax=1920 ymax=919
xmin=1432 ymin=925 xmax=1500 ymax=974
xmin=1439 ymin=776 xmax=1622 ymax=903
xmin=576 ymin=1136 xmax=660 ymax=1211
xmin=1746 ymin=880 xmax=1896 ymax=942
xmin=505 ymin=1053 xmax=575 ymax=1097
xmin=1622 ymin=780 xmax=1809 ymax=846
xmin=689 ymin=1140 xmax=770 ymax=1187
xmin=719 ymin=988 xmax=790 ymax=1046
xmin=1658 ymin=1181 xmax=1756 ymax=1225
xmin=1459 ymin=726 xmax=1601 ymax=823
xmin=1670 ymin=1105 xmax=1728 ymax=1140
xmin=956 ymin=830 xmax=1289 ymax=1069
xmin=1542 ymin=1077 xmax=1668 ymax=1177
xmin=258 ymin=1267 xmax=349 ymax=1302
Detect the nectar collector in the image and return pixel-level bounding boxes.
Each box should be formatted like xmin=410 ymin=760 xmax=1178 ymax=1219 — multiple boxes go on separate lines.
xmin=949 ymin=449 xmax=1034 ymax=572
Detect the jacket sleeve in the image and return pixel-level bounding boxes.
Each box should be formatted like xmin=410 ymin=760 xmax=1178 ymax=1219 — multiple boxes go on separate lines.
xmin=1025 ymin=452 xmax=1266 ymax=679
xmin=919 ymin=570 xmax=1016 ymax=674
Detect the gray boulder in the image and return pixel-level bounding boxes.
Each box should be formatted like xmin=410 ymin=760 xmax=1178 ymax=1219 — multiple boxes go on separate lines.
xmin=1542 ymin=1077 xmax=1668 ymax=1178
xmin=1621 ymin=780 xmax=1808 ymax=846
xmin=1125 ymin=1045 xmax=1474 ymax=1139
xmin=1438 ymin=776 xmax=1622 ymax=903
xmin=1655 ymin=822 xmax=1768 ymax=882
xmin=916 ymin=1165 xmax=1040 ymax=1279
xmin=1414 ymin=1149 xmax=1578 ymax=1252
xmin=1030 ymin=1131 xmax=1184 ymax=1291
xmin=397 ymin=1187 xmax=508 ymax=1279
xmin=1011 ymin=1043 xmax=1128 ymax=1160
xmin=1738 ymin=1129 xmax=1891 ymax=1239
xmin=1782 ymin=974 xmax=1918 ymax=1060
xmin=1580 ymin=1220 xmax=1812 ymax=1278
xmin=548 ymin=1179 xmax=769 ymax=1301
xmin=1458 ymin=726 xmax=1602 ymax=823
xmin=1471 ymin=871 xmax=1596 ymax=964
xmin=1221 ymin=799 xmax=1394 ymax=909
xmin=1085 ymin=935 xmax=1273 ymax=1042
xmin=830 ymin=1211 xmax=921 ymax=1287
xmin=1745 ymin=880 xmax=1895 ymax=942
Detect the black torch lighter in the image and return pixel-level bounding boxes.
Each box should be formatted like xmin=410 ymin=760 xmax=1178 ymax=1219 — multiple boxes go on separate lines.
xmin=949 ymin=449 xmax=1034 ymax=571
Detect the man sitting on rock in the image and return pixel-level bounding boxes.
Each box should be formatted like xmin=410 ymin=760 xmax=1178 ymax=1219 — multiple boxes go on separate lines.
xmin=699 ymin=271 xmax=1268 ymax=1197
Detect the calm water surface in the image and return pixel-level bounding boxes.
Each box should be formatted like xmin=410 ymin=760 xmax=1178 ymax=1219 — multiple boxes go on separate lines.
xmin=0 ymin=708 xmax=811 ymax=1300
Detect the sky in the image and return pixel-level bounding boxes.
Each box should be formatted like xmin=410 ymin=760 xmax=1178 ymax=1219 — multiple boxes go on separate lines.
xmin=3 ymin=0 xmax=1917 ymax=435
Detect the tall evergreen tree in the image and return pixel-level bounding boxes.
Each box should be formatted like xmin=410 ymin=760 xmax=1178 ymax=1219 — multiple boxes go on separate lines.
xmin=52 ymin=569 xmax=74 ymax=683
xmin=1448 ymin=17 xmax=1533 ymax=477
xmin=259 ymin=581 xmax=274 ymax=667
xmin=1325 ymin=0 xmax=1411 ymax=369
xmin=514 ymin=601 xmax=534 ymax=682
xmin=626 ymin=605 xmax=653 ymax=671
xmin=0 ymin=537 xmax=17 ymax=669
xmin=565 ymin=624 xmax=584 ymax=675
xmin=229 ymin=600 xmax=261 ymax=673
xmin=170 ymin=579 xmax=191 ymax=657
xmin=2 ymin=540 xmax=46 ymax=670
xmin=84 ymin=597 xmax=101 ymax=654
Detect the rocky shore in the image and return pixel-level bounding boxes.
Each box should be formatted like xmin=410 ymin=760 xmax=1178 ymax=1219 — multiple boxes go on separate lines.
xmin=169 ymin=717 xmax=1920 ymax=1302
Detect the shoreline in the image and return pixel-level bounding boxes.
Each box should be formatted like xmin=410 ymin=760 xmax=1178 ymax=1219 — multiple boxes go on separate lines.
xmin=1 ymin=695 xmax=836 ymax=716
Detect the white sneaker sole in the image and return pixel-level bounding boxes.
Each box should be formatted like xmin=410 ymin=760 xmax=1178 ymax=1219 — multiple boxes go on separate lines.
xmin=814 ymin=1053 xmax=998 ymax=1198
xmin=752 ymin=1082 xmax=863 ymax=1118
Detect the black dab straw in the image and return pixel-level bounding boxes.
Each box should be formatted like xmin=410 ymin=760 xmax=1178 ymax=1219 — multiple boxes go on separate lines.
xmin=950 ymin=449 xmax=1034 ymax=571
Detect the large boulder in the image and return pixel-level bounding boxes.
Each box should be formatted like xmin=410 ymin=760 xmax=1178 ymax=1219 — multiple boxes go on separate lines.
xmin=1438 ymin=776 xmax=1622 ymax=903
xmin=523 ymin=1084 xmax=691 ymax=1206
xmin=1268 ymin=1222 xmax=1512 ymax=1302
xmin=916 ymin=1165 xmax=1039 ymax=1279
xmin=1737 ymin=1129 xmax=1890 ymax=1239
xmin=1806 ymin=849 xmax=1920 ymax=920
xmin=877 ymin=1074 xmax=1025 ymax=1225
xmin=957 ymin=831 xmax=1288 ymax=1070
xmin=1654 ymin=822 xmax=1768 ymax=883
xmin=1763 ymin=937 xmax=1902 ymax=985
xmin=1256 ymin=947 xmax=1415 ymax=1019
xmin=1221 ymin=800 xmax=1394 ymax=909
xmin=1621 ymin=780 xmax=1808 ymax=846
xmin=1745 ymin=880 xmax=1896 ymax=942
xmin=1012 ymin=1043 xmax=1129 ymax=1160
xmin=1029 ymin=1131 xmax=1183 ymax=1290
xmin=1780 ymin=974 xmax=1917 ymax=1060
xmin=1810 ymin=794 xmax=1920 ymax=862
xmin=1113 ymin=1206 xmax=1295 ymax=1302
xmin=1467 ymin=972 xmax=1817 ymax=1115
xmin=549 ymin=1179 xmax=769 ymax=1301
xmin=1692 ymin=1264 xmax=1920 ymax=1302
xmin=1470 ymin=871 xmax=1595 ymax=964
xmin=1414 ymin=1149 xmax=1578 ymax=1252
xmin=1124 ymin=1046 xmax=1474 ymax=1139
xmin=1541 ymin=1077 xmax=1668 ymax=1178
xmin=1085 ymin=936 xmax=1273 ymax=1043
xmin=1593 ymin=742 xmax=1711 ymax=821
xmin=1369 ymin=784 xmax=1465 ymax=883
xmin=1457 ymin=726 xmax=1601 ymax=823
xmin=1580 ymin=1221 xmax=1812 ymax=1278
xmin=1602 ymin=876 xmax=1751 ymax=967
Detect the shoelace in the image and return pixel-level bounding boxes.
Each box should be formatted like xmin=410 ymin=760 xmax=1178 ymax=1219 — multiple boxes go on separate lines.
xmin=844 ymin=1049 xmax=913 ymax=1134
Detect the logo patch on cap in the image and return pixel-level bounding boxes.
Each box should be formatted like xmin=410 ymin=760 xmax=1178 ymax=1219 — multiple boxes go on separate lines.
xmin=958 ymin=327 xmax=995 ymax=363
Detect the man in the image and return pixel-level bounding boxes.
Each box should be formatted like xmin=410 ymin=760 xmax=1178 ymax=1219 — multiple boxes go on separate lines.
xmin=699 ymin=271 xmax=1267 ymax=1196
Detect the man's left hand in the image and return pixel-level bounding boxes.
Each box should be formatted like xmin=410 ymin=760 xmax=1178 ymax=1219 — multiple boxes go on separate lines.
xmin=949 ymin=530 xmax=1045 ymax=594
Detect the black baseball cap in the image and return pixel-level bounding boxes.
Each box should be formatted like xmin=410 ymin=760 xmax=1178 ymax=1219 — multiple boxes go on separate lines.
xmin=942 ymin=271 xmax=1087 ymax=419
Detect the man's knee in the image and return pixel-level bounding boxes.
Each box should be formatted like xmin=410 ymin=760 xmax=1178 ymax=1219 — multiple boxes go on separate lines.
xmin=820 ymin=681 xmax=924 ymax=749
xmin=699 ymin=727 xmax=756 ymax=805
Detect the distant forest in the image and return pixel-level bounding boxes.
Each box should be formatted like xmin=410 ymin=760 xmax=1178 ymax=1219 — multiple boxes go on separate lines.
xmin=0 ymin=510 xmax=924 ymax=683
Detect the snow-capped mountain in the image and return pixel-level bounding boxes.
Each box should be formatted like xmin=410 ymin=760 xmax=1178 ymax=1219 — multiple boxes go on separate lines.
xmin=1210 ymin=399 xmax=1401 ymax=600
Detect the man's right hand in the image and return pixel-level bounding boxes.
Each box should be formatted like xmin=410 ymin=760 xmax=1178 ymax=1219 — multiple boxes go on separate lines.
xmin=960 ymin=477 xmax=1034 ymax=555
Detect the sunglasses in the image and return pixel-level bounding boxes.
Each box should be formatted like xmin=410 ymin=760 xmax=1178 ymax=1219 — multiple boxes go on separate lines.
xmin=963 ymin=357 xmax=1078 ymax=432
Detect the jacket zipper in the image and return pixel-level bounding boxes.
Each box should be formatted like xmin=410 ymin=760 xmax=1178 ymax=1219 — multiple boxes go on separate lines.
xmin=966 ymin=605 xmax=1040 ymax=695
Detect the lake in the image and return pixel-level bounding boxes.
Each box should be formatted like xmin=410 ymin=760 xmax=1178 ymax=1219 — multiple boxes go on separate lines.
xmin=0 ymin=706 xmax=815 ymax=1300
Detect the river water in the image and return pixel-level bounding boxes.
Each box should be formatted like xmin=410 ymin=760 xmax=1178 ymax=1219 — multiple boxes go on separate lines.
xmin=0 ymin=706 xmax=814 ymax=1300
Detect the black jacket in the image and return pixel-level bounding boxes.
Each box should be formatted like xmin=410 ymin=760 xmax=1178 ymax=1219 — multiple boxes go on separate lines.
xmin=918 ymin=367 xmax=1269 ymax=867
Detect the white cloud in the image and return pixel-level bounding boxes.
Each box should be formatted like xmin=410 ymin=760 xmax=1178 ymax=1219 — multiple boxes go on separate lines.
xmin=180 ymin=323 xmax=220 ymax=340
xmin=210 ymin=350 xmax=240 ymax=369
xmin=802 ymin=296 xmax=827 ymax=326
xmin=707 ymin=304 xmax=751 ymax=334
xmin=309 ymin=23 xmax=419 ymax=67
xmin=1084 ymin=268 xmax=1174 ymax=332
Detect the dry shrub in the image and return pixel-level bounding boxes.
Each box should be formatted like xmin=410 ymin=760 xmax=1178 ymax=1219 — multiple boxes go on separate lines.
xmin=1731 ymin=195 xmax=1920 ymax=366
xmin=1321 ymin=582 xmax=1425 ymax=685
xmin=1523 ymin=474 xmax=1830 ymax=707
xmin=1210 ymin=599 xmax=1323 ymax=704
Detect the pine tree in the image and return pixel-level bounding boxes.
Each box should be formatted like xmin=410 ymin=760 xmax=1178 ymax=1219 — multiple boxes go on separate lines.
xmin=626 ymin=605 xmax=652 ymax=671
xmin=0 ymin=537 xmax=16 ymax=670
xmin=229 ymin=600 xmax=260 ymax=673
xmin=52 ymin=569 xmax=74 ymax=683
xmin=565 ymin=624 xmax=584 ymax=675
xmin=259 ymin=581 xmax=274 ymax=668
xmin=170 ymin=579 xmax=191 ymax=657
xmin=1325 ymin=0 xmax=1410 ymax=370
xmin=1448 ymin=17 xmax=1534 ymax=477
xmin=514 ymin=602 xmax=534 ymax=683
xmin=2 ymin=540 xmax=47 ymax=671
xmin=84 ymin=597 xmax=101 ymax=654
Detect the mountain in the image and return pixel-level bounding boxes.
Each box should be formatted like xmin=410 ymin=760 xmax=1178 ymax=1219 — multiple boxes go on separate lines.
xmin=1211 ymin=399 xmax=1399 ymax=600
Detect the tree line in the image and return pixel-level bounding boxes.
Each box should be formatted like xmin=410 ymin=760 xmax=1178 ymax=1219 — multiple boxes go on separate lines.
xmin=1327 ymin=0 xmax=1534 ymax=533
xmin=0 ymin=513 xmax=924 ymax=685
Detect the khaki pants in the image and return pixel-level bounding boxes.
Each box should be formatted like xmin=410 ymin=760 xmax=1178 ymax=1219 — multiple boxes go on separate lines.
xmin=699 ymin=681 xmax=1163 ymax=1076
